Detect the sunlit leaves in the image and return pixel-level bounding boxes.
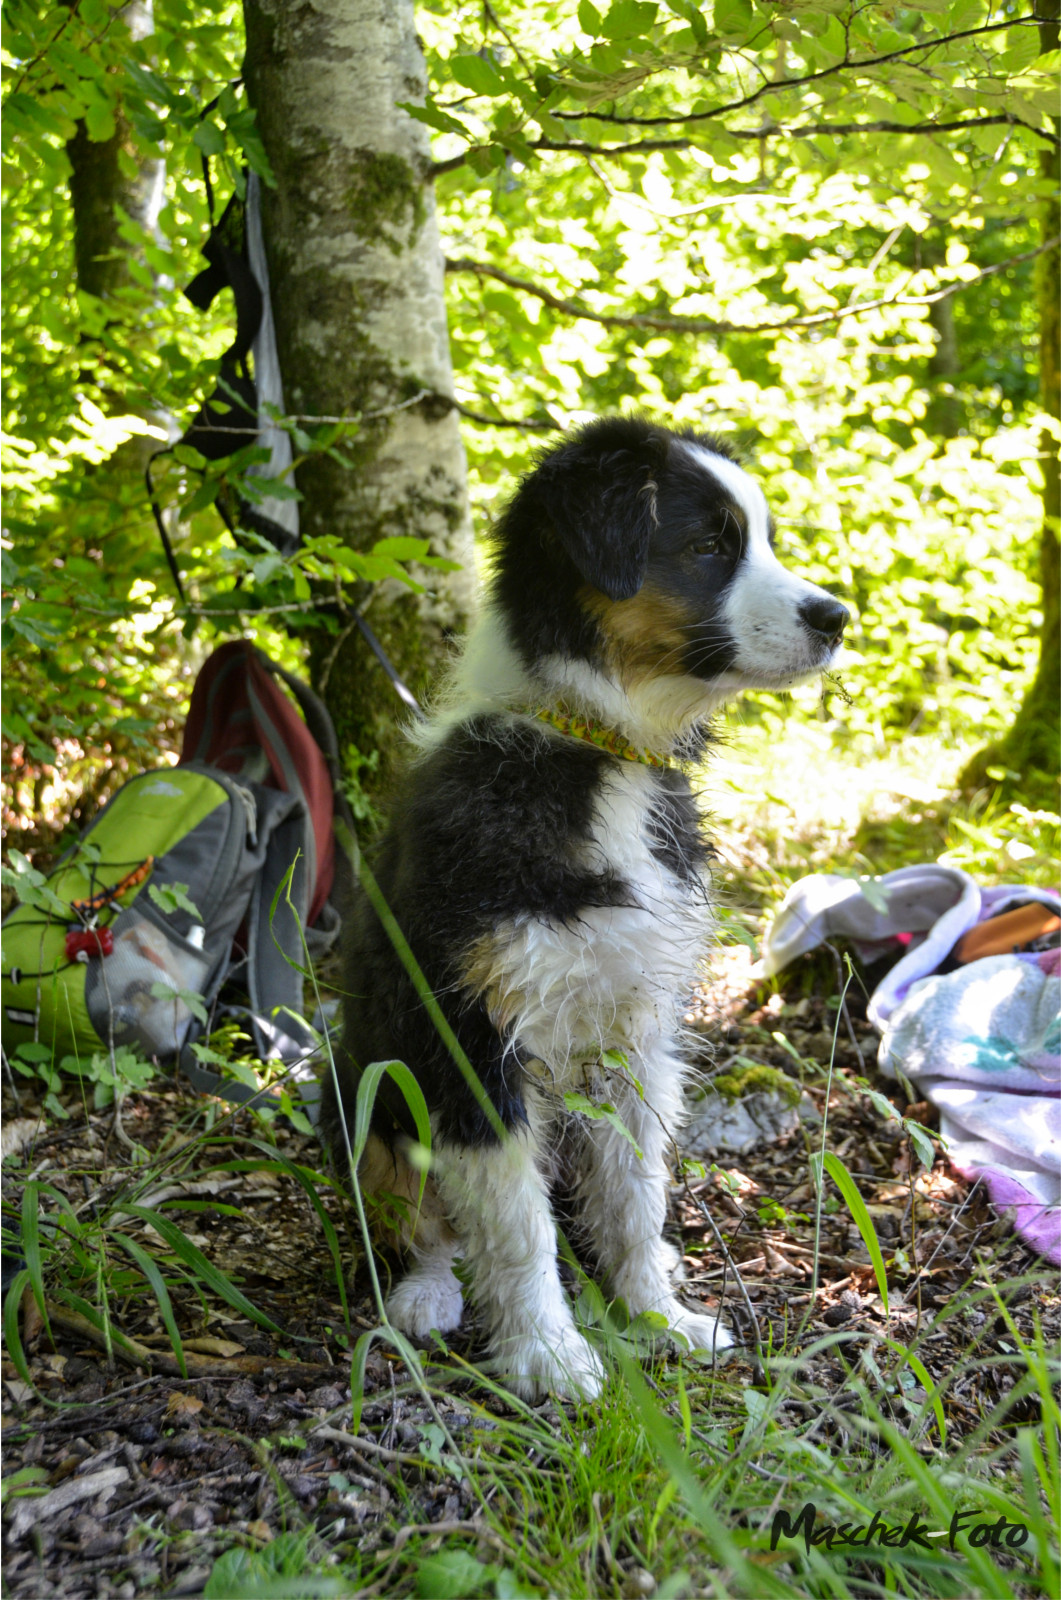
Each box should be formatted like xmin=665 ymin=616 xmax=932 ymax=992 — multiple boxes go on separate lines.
xmin=451 ymin=53 xmax=508 ymax=96
xmin=2 ymin=0 xmax=1050 ymax=828
xmin=712 ymin=0 xmax=752 ymax=44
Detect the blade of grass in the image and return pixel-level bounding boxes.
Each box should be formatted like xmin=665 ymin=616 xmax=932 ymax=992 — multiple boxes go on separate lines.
xmin=3 ymin=1269 xmax=34 ymax=1387
xmin=58 ymin=1289 xmax=149 ymax=1362
xmin=348 ymin=1325 xmax=383 ymax=1435
xmin=357 ymin=857 xmax=507 ymax=1141
xmin=821 ymin=1150 xmax=889 ymax=1314
xmin=219 ymin=1151 xmax=352 ymax=1329
xmin=111 ymin=1231 xmax=187 ymax=1378
xmin=19 ymin=1182 xmax=51 ymax=1339
xmin=118 ymin=1202 xmax=281 ymax=1331
xmin=1019 ymin=1428 xmax=1061 ymax=1594
xmin=881 ymin=1337 xmax=946 ymax=1446
xmin=808 ymin=955 xmax=856 ymax=1313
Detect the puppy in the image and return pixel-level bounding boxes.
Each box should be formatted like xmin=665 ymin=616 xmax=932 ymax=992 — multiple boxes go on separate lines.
xmin=321 ymin=416 xmax=848 ymax=1400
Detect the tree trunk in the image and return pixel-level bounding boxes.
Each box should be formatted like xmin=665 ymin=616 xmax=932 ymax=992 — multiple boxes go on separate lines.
xmin=66 ymin=0 xmax=166 ymax=469
xmin=242 ymin=0 xmax=474 ymax=807
xmin=67 ymin=2 xmax=164 ymax=304
xmin=915 ymin=225 xmax=963 ymax=440
xmin=959 ymin=1 xmax=1060 ymax=794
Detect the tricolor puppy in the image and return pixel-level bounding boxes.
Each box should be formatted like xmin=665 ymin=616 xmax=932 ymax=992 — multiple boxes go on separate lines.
xmin=322 ymin=416 xmax=848 ymax=1400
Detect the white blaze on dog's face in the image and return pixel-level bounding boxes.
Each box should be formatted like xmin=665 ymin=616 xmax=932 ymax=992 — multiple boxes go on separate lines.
xmin=675 ymin=442 xmax=849 ymax=692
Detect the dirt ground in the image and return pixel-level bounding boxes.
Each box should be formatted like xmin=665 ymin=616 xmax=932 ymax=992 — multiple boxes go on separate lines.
xmin=2 ymin=949 xmax=1053 ymax=1600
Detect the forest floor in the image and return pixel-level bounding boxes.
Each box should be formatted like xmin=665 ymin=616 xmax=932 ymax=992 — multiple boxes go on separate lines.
xmin=2 ymin=728 xmax=1058 ymax=1600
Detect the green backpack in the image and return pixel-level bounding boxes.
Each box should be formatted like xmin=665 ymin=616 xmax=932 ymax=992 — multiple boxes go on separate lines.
xmin=2 ymin=643 xmax=349 ymax=1080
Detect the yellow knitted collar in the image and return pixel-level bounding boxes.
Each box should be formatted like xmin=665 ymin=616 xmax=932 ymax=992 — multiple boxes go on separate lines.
xmin=530 ymin=705 xmax=678 ymax=769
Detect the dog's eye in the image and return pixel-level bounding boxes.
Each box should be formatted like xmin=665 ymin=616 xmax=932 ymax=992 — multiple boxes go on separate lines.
xmin=692 ymin=534 xmax=721 ymax=556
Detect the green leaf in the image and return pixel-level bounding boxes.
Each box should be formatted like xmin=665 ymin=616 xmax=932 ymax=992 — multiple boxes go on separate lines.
xmin=370 ymin=536 xmax=430 ymax=560
xmin=123 ymin=60 xmax=178 ymax=108
xmin=399 ymin=100 xmax=470 ymax=138
xmin=192 ymin=120 xmax=226 ymax=157
xmin=149 ymin=982 xmax=208 ymax=1027
xmin=563 ymin=1090 xmax=643 ymax=1158
xmin=450 ymin=54 xmax=506 ymax=97
xmin=0 ymin=1465 xmax=51 ymax=1503
xmin=84 ymin=102 xmax=116 ymax=142
xmin=1 ymin=854 xmax=68 ymax=916
xmin=147 ymin=881 xmax=202 ymax=921
xmin=712 ymin=0 xmax=752 ymax=40
xmin=667 ymin=0 xmax=709 ymax=43
xmin=579 ymin=0 xmax=603 ymax=33
xmin=416 ymin=1550 xmax=494 ymax=1600
xmin=860 ymin=1084 xmax=902 ymax=1126
xmin=14 ymin=1042 xmax=53 ymax=1066
xmin=905 ymin=1119 xmax=937 ymax=1170
xmin=822 ymin=1151 xmax=889 ymax=1314
xmin=600 ymin=1 xmax=659 ymax=41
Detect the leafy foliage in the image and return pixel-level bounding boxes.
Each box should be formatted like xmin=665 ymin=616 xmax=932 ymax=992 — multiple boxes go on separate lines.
xmin=3 ymin=0 xmax=1053 ymax=853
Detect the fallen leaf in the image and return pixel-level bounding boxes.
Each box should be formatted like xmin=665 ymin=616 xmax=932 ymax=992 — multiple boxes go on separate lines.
xmin=183 ymin=1338 xmax=245 ymax=1358
xmin=165 ymin=1392 xmax=204 ymax=1420
xmin=20 ymin=1283 xmax=43 ymax=1346
xmin=1 ymin=1119 xmax=41 ymax=1163
xmin=764 ymin=1243 xmax=807 ymax=1276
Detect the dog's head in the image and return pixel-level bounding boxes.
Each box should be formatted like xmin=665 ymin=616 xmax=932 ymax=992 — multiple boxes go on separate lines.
xmin=492 ymin=416 xmax=848 ymax=709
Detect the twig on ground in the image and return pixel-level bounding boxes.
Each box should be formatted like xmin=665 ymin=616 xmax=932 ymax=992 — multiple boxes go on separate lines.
xmin=683 ymin=1183 xmax=764 ymax=1379
xmin=44 ymin=1303 xmax=333 ymax=1381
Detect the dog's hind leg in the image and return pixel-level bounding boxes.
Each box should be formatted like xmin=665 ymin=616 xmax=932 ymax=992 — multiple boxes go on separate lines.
xmin=433 ymin=1126 xmax=605 ymax=1402
xmin=576 ymin=1070 xmax=732 ymax=1355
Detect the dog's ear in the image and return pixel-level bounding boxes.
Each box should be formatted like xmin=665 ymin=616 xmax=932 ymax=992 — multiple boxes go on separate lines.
xmin=530 ymin=432 xmax=666 ymax=601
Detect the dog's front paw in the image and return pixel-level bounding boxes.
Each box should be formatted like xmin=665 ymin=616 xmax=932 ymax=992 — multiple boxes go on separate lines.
xmin=499 ymin=1329 xmax=606 ymax=1402
xmin=386 ymin=1264 xmax=464 ymax=1338
xmin=668 ymin=1304 xmax=734 ymax=1358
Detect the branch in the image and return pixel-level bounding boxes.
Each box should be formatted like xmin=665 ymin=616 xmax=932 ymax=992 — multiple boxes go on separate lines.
xmin=429 ymin=13 xmax=1055 ymax=176
xmin=431 ymin=108 xmax=1056 ymax=176
xmin=429 ymin=392 xmax=558 ymax=431
xmin=523 ymin=112 xmax=1056 ymax=162
xmin=549 ymin=14 xmax=1044 ymax=126
xmin=446 ymin=237 xmax=1059 ymax=339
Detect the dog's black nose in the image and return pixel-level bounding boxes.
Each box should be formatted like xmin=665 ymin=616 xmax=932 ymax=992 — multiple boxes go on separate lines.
xmin=799 ymin=595 xmax=849 ymax=644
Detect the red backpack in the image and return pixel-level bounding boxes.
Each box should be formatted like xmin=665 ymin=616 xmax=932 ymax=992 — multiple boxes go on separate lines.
xmin=182 ymin=641 xmax=341 ymax=926
xmin=177 ymin=640 xmax=354 ymax=1074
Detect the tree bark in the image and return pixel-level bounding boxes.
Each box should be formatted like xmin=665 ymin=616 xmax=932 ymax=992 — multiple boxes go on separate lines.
xmin=242 ymin=0 xmax=474 ymax=807
xmin=959 ymin=0 xmax=1059 ymax=793
xmin=917 ymin=226 xmax=963 ymax=440
xmin=66 ymin=0 xmax=166 ymax=472
xmin=67 ymin=2 xmax=164 ymax=303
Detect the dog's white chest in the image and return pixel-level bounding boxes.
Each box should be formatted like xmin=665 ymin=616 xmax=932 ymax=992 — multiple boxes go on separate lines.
xmin=473 ymin=764 xmax=711 ymax=1078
